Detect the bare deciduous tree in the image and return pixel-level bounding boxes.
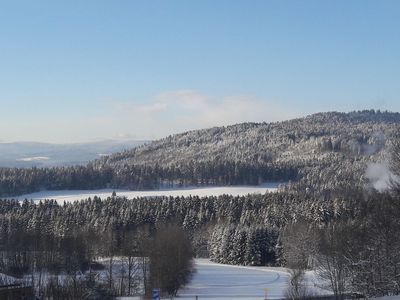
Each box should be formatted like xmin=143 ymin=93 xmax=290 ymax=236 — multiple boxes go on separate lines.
xmin=285 ymin=268 xmax=311 ymax=300
xmin=282 ymin=222 xmax=317 ymax=270
xmin=315 ymin=224 xmax=351 ymax=300
xmin=149 ymin=225 xmax=194 ymax=297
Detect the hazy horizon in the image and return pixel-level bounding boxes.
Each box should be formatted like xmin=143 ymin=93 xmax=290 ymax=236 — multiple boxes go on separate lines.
xmin=0 ymin=109 xmax=398 ymax=144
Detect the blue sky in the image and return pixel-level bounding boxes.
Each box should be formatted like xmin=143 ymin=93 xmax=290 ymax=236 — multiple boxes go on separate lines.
xmin=0 ymin=0 xmax=399 ymax=143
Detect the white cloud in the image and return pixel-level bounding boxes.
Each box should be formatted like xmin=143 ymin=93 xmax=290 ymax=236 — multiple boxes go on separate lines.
xmin=16 ymin=156 xmax=50 ymax=162
xmin=112 ymin=90 xmax=299 ymax=139
xmin=115 ymin=101 xmax=168 ymax=115
xmin=0 ymin=90 xmax=300 ymax=143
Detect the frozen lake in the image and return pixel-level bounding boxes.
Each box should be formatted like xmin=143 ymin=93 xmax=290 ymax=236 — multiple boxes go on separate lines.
xmin=13 ymin=183 xmax=281 ymax=203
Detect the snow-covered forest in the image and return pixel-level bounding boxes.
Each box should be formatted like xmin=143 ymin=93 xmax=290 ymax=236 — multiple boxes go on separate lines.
xmin=1 ymin=180 xmax=399 ymax=297
xmin=0 ymin=110 xmax=399 ymax=197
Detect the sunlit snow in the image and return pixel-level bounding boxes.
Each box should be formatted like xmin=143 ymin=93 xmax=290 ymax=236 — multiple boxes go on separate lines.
xmin=14 ymin=183 xmax=281 ymax=203
xmin=179 ymin=259 xmax=288 ymax=299
xmin=16 ymin=156 xmax=50 ymax=162
xmin=178 ymin=259 xmax=325 ymax=300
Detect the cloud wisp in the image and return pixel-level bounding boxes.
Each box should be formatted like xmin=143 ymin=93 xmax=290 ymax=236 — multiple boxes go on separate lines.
xmin=113 ymin=90 xmax=299 ymax=139
xmin=0 ymin=90 xmax=300 ymax=143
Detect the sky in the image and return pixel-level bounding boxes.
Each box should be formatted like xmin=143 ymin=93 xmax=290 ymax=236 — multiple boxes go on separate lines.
xmin=0 ymin=0 xmax=399 ymax=143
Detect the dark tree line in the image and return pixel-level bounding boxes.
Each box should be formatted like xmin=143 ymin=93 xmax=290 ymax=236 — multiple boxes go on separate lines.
xmin=0 ymin=205 xmax=194 ymax=299
xmin=282 ymin=191 xmax=400 ymax=299
xmin=0 ymin=161 xmax=297 ymax=197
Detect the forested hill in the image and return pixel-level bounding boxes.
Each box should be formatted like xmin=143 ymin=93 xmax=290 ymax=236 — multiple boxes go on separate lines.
xmin=94 ymin=110 xmax=400 ymax=168
xmin=88 ymin=110 xmax=400 ymax=191
xmin=1 ymin=110 xmax=399 ymax=197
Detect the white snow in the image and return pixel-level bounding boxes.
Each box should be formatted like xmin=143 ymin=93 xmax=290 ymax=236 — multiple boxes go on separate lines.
xmin=13 ymin=183 xmax=281 ymax=203
xmin=0 ymin=258 xmax=331 ymax=300
xmin=16 ymin=156 xmax=50 ymax=162
xmin=178 ymin=259 xmax=327 ymax=300
xmin=178 ymin=259 xmax=288 ymax=299
xmin=0 ymin=272 xmax=18 ymax=285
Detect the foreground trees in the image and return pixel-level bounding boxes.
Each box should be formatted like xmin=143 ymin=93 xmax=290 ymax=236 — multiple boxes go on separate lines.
xmin=0 ymin=217 xmax=194 ymax=299
xmin=390 ymin=139 xmax=400 ymax=193
xmin=281 ymin=191 xmax=400 ymax=299
xmin=347 ymin=193 xmax=400 ymax=297
xmin=285 ymin=268 xmax=310 ymax=300
xmin=149 ymin=226 xmax=194 ymax=297
xmin=315 ymin=224 xmax=352 ymax=300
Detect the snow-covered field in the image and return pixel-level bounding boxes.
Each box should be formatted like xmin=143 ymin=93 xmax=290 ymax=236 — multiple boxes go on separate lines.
xmin=1 ymin=258 xmax=329 ymax=300
xmin=177 ymin=259 xmax=325 ymax=300
xmin=13 ymin=183 xmax=280 ymax=203
xmin=178 ymin=259 xmax=288 ymax=299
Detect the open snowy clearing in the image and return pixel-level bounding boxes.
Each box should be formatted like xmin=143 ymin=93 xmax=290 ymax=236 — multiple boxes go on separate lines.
xmin=1 ymin=258 xmax=329 ymax=300
xmin=12 ymin=183 xmax=280 ymax=203
xmin=177 ymin=259 xmax=326 ymax=300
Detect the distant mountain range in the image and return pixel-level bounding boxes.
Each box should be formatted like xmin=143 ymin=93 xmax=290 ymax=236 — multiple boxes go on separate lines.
xmin=0 ymin=140 xmax=148 ymax=167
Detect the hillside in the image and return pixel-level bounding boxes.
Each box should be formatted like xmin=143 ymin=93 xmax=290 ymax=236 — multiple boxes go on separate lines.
xmin=90 ymin=110 xmax=400 ymax=191
xmin=1 ymin=110 xmax=399 ymax=197
xmin=98 ymin=110 xmax=399 ymax=168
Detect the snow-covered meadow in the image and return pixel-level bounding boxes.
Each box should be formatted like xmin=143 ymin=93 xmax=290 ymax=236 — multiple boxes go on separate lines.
xmin=178 ymin=259 xmax=288 ymax=299
xmin=13 ymin=183 xmax=281 ymax=204
xmin=1 ymin=258 xmax=329 ymax=300
xmin=178 ymin=259 xmax=325 ymax=300
xmin=114 ymin=258 xmax=327 ymax=300
xmin=88 ymin=258 xmax=327 ymax=300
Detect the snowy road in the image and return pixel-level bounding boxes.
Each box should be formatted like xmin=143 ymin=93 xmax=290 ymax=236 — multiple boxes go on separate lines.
xmin=177 ymin=259 xmax=289 ymax=300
